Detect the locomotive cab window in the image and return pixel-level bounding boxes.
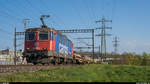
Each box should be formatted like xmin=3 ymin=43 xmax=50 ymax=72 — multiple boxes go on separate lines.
xmin=39 ymin=31 xmax=48 ymax=40
xmin=25 ymin=32 xmax=35 ymax=41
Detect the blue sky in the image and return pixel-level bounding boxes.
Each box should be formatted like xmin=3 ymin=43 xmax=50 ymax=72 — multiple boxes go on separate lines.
xmin=0 ymin=0 xmax=150 ymax=54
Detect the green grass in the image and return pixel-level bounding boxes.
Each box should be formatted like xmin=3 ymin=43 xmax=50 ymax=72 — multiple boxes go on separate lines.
xmin=0 ymin=64 xmax=150 ymax=82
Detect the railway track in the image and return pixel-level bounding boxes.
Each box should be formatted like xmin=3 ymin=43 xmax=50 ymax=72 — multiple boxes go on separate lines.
xmin=0 ymin=64 xmax=79 ymax=74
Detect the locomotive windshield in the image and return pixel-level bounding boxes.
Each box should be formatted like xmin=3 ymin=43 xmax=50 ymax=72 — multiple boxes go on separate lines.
xmin=25 ymin=32 xmax=35 ymax=41
xmin=39 ymin=31 xmax=48 ymax=40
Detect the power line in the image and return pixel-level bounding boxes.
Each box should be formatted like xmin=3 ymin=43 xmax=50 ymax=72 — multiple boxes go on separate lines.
xmin=0 ymin=0 xmax=38 ymax=28
xmin=25 ymin=0 xmax=52 ymax=26
xmin=82 ymin=0 xmax=93 ymax=23
xmin=112 ymin=36 xmax=119 ymax=54
xmin=0 ymin=1 xmax=28 ymax=21
xmin=0 ymin=28 xmax=13 ymax=36
xmin=102 ymin=0 xmax=105 ymax=16
xmin=39 ymin=0 xmax=66 ymax=28
xmin=77 ymin=39 xmax=91 ymax=46
xmin=89 ymin=0 xmax=98 ymax=20
xmin=23 ymin=19 xmax=30 ymax=31
xmin=111 ymin=0 xmax=117 ymax=21
xmin=95 ymin=16 xmax=112 ymax=59
xmin=0 ymin=10 xmax=22 ymax=22
xmin=13 ymin=0 xmax=43 ymax=26
xmin=25 ymin=0 xmax=43 ymax=15
xmin=69 ymin=0 xmax=85 ymax=25
xmin=11 ymin=0 xmax=40 ymax=25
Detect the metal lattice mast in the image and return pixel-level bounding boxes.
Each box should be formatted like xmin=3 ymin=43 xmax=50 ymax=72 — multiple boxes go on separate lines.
xmin=112 ymin=36 xmax=119 ymax=54
xmin=23 ymin=19 xmax=30 ymax=31
xmin=95 ymin=16 xmax=112 ymax=58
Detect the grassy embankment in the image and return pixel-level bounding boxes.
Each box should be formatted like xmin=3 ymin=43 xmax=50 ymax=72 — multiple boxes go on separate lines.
xmin=0 ymin=64 xmax=150 ymax=82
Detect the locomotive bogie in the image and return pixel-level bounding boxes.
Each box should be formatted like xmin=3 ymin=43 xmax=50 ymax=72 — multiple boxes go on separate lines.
xmin=24 ymin=50 xmax=74 ymax=65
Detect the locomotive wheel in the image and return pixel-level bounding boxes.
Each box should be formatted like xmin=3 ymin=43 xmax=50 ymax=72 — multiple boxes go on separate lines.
xmin=62 ymin=59 xmax=66 ymax=65
xmin=54 ymin=58 xmax=59 ymax=65
xmin=54 ymin=61 xmax=58 ymax=65
xmin=73 ymin=60 xmax=76 ymax=64
xmin=62 ymin=62 xmax=66 ymax=65
xmin=33 ymin=62 xmax=37 ymax=65
xmin=71 ymin=60 xmax=73 ymax=64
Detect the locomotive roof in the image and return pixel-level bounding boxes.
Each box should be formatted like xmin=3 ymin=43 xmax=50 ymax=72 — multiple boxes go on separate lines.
xmin=25 ymin=27 xmax=72 ymax=42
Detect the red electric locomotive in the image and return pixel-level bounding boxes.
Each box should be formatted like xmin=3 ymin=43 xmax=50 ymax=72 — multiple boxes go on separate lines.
xmin=23 ymin=15 xmax=74 ymax=65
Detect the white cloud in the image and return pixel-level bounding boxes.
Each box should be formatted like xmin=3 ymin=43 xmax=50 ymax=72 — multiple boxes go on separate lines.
xmin=119 ymin=40 xmax=150 ymax=54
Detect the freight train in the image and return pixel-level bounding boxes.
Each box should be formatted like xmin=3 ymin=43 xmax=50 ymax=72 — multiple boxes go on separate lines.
xmin=23 ymin=15 xmax=93 ymax=65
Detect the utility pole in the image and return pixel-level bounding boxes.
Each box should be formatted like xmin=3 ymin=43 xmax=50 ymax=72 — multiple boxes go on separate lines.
xmin=99 ymin=45 xmax=100 ymax=59
xmin=23 ymin=19 xmax=30 ymax=31
xmin=112 ymin=36 xmax=119 ymax=55
xmin=14 ymin=27 xmax=17 ymax=65
xmin=92 ymin=29 xmax=94 ymax=61
xmin=95 ymin=16 xmax=112 ymax=59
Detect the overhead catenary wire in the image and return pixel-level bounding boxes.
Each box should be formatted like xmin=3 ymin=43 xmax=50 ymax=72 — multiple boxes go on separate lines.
xmin=39 ymin=0 xmax=66 ymax=28
xmin=78 ymin=39 xmax=91 ymax=46
xmin=0 ymin=2 xmax=24 ymax=20
xmin=12 ymin=0 xmax=40 ymax=26
xmin=25 ymin=0 xmax=46 ymax=25
xmin=68 ymin=0 xmax=86 ymax=27
xmin=102 ymin=0 xmax=105 ymax=17
xmin=0 ymin=9 xmax=23 ymax=23
xmin=81 ymin=0 xmax=98 ymax=28
xmin=89 ymin=0 xmax=98 ymax=21
xmin=25 ymin=0 xmax=43 ymax=15
xmin=0 ymin=1 xmax=28 ymax=50
xmin=0 ymin=0 xmax=35 ymax=24
xmin=82 ymin=0 xmax=93 ymax=24
xmin=0 ymin=28 xmax=14 ymax=47
xmin=0 ymin=28 xmax=13 ymax=37
xmin=0 ymin=0 xmax=38 ymax=28
xmin=111 ymin=0 xmax=117 ymax=22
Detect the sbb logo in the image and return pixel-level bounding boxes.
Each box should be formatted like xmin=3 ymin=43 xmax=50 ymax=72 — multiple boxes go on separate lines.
xmin=34 ymin=42 xmax=38 ymax=47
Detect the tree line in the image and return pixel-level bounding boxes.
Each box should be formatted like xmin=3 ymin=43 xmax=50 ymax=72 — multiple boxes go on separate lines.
xmin=105 ymin=52 xmax=150 ymax=66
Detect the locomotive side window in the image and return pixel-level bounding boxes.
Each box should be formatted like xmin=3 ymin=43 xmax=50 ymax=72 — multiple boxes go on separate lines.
xmin=49 ymin=31 xmax=53 ymax=40
xmin=53 ymin=33 xmax=56 ymax=41
xmin=69 ymin=41 xmax=71 ymax=48
xmin=39 ymin=31 xmax=48 ymax=40
xmin=25 ymin=32 xmax=35 ymax=41
xmin=59 ymin=36 xmax=62 ymax=44
xmin=65 ymin=39 xmax=67 ymax=46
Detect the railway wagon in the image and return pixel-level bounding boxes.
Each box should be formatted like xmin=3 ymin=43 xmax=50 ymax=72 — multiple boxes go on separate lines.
xmin=23 ymin=27 xmax=74 ymax=65
xmin=82 ymin=55 xmax=91 ymax=64
xmin=73 ymin=53 xmax=83 ymax=64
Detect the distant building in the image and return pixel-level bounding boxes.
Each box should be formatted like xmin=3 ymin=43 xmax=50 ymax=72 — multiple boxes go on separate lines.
xmin=0 ymin=49 xmax=9 ymax=55
xmin=0 ymin=49 xmax=23 ymax=56
xmin=0 ymin=49 xmax=23 ymax=65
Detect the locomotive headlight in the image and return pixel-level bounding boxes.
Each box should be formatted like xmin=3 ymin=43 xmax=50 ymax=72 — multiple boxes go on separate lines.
xmin=43 ymin=48 xmax=47 ymax=50
xmin=26 ymin=48 xmax=30 ymax=51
